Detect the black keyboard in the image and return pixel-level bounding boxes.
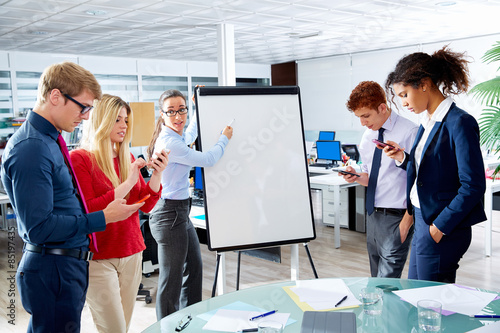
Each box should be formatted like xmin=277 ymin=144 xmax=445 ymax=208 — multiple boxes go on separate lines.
xmin=192 ymin=197 xmax=204 ymax=207
xmin=310 ymin=163 xmax=332 ymax=168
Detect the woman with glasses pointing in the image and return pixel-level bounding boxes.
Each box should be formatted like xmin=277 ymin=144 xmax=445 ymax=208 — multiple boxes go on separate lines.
xmin=147 ymin=89 xmax=233 ymax=319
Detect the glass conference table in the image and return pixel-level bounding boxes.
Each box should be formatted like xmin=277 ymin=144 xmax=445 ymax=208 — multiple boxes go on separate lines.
xmin=142 ymin=277 xmax=500 ymax=333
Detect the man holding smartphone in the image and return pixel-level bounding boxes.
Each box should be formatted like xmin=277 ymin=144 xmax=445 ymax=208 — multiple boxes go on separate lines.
xmin=341 ymin=81 xmax=418 ymax=278
xmin=1 ymin=62 xmax=143 ymax=332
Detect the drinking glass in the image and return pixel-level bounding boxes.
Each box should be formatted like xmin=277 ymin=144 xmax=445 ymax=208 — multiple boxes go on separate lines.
xmin=258 ymin=320 xmax=283 ymax=333
xmin=417 ymin=299 xmax=442 ymax=332
xmin=360 ymin=287 xmax=383 ymax=315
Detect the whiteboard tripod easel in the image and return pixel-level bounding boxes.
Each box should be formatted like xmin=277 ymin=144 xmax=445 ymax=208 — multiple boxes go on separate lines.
xmin=211 ymin=243 xmax=319 ymax=297
xmin=194 ymin=86 xmax=317 ymax=295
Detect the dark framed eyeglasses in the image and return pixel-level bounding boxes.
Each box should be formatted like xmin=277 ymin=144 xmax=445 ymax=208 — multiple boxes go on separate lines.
xmin=63 ymin=93 xmax=94 ymax=115
xmin=162 ymin=108 xmax=188 ymax=117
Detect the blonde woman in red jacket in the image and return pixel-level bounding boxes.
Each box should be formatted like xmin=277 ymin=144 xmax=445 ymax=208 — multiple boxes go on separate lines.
xmin=70 ymin=94 xmax=169 ymax=332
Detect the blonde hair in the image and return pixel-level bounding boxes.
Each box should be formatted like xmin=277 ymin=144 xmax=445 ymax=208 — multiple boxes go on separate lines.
xmin=36 ymin=61 xmax=102 ymax=108
xmin=80 ymin=94 xmax=133 ymax=188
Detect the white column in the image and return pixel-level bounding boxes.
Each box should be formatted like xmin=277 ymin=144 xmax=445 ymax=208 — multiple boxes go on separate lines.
xmin=217 ymin=23 xmax=236 ymax=86
xmin=215 ymin=24 xmax=235 ymax=296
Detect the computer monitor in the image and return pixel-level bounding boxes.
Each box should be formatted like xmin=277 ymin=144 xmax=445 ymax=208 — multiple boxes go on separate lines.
xmin=192 ymin=167 xmax=204 ymax=206
xmin=316 ymin=140 xmax=342 ymax=165
xmin=194 ymin=166 xmax=203 ymax=190
xmin=318 ymin=131 xmax=335 ymax=141
xmin=342 ymin=144 xmax=360 ymax=162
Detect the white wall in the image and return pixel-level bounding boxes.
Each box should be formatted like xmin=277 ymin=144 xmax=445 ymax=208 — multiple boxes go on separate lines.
xmin=298 ymin=33 xmax=500 ymax=144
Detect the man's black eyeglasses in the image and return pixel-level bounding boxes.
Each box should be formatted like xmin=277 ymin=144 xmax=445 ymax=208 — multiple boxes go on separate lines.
xmin=162 ymin=108 xmax=188 ymax=117
xmin=63 ymin=93 xmax=93 ymax=115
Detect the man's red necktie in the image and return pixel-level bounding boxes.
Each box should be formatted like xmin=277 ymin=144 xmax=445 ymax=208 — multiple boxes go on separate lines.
xmin=57 ymin=134 xmax=98 ymax=252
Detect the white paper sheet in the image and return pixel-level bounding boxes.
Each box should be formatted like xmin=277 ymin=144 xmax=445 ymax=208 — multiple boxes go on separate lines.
xmin=393 ymin=284 xmax=498 ymax=316
xmin=196 ymin=300 xmax=262 ymax=322
xmin=290 ymin=278 xmax=361 ymax=310
xmin=202 ymin=309 xmax=290 ymax=332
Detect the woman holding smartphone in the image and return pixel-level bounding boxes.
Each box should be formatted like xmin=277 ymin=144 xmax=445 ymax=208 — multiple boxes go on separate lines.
xmin=70 ymin=94 xmax=168 ymax=332
xmin=147 ymin=89 xmax=233 ymax=319
xmin=384 ymin=46 xmax=486 ymax=283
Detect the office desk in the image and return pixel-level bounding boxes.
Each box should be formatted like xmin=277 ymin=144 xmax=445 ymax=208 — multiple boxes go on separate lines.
xmin=484 ymin=179 xmax=500 ymax=257
xmin=0 ymin=193 xmax=11 ymax=230
xmin=309 ymin=170 xmax=500 ymax=257
xmin=190 ymin=204 xmax=206 ymax=229
xmin=142 ymin=277 xmax=500 ymax=333
xmin=307 ymin=165 xmax=335 ymax=176
xmin=309 ymin=174 xmax=361 ymax=248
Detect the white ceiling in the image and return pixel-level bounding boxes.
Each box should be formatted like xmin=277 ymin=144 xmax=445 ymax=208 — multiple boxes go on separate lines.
xmin=1 ymin=0 xmax=500 ymax=65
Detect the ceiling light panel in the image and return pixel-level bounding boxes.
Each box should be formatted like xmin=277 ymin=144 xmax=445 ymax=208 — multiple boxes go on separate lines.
xmin=63 ymin=4 xmax=128 ymax=18
xmin=113 ymin=11 xmax=172 ymax=23
xmin=22 ymin=20 xmax=80 ymax=32
xmin=216 ymin=0 xmax=286 ymax=13
xmin=0 ymin=17 xmax=33 ymax=28
xmin=139 ymin=1 xmax=209 ymax=16
xmin=0 ymin=0 xmax=78 ymax=13
xmin=267 ymin=3 xmax=328 ymax=19
xmin=0 ymin=7 xmax=50 ymax=20
xmin=87 ymin=0 xmax=163 ymax=10
xmin=43 ymin=13 xmax=107 ymax=25
xmin=222 ymin=11 xmax=287 ymax=26
xmin=182 ymin=7 xmax=252 ymax=22
xmin=92 ymin=19 xmax=147 ymax=29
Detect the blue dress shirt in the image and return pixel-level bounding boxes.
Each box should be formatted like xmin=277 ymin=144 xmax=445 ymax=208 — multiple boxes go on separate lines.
xmin=1 ymin=111 xmax=105 ymax=249
xmin=156 ymin=114 xmax=229 ymax=200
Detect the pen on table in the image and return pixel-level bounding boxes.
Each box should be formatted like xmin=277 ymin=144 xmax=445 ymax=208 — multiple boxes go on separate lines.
xmin=250 ymin=309 xmax=277 ymax=321
xmin=335 ymin=295 xmax=348 ymax=307
xmin=239 ymin=328 xmax=258 ymax=332
xmin=175 ymin=314 xmax=192 ymax=332
xmin=470 ymin=315 xmax=500 ymax=318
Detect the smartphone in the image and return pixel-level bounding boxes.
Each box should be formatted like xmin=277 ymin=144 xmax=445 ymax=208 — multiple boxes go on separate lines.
xmin=331 ymin=168 xmax=360 ymax=177
xmin=153 ymin=148 xmax=170 ymax=163
xmin=154 ymin=147 xmax=170 ymax=156
xmin=139 ymin=166 xmax=150 ymax=178
xmin=134 ymin=194 xmax=150 ymax=204
xmin=372 ymin=139 xmax=398 ymax=150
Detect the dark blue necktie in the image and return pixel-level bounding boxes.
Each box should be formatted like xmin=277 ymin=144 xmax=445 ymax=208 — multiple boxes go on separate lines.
xmin=366 ymin=128 xmax=385 ymax=215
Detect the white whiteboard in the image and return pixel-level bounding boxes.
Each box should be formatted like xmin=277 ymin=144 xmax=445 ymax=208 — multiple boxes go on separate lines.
xmin=195 ymin=86 xmax=315 ymax=252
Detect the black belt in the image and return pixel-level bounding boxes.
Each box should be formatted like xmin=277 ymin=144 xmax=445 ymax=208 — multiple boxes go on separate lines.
xmin=163 ymin=198 xmax=191 ymax=203
xmin=373 ymin=207 xmax=406 ymax=216
xmin=24 ymin=243 xmax=93 ymax=261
